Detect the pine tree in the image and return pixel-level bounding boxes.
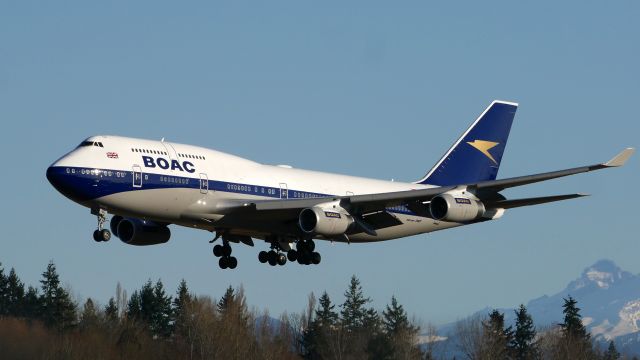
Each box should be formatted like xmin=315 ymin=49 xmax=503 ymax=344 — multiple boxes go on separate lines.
xmin=302 ymin=291 xmax=338 ymax=359
xmin=481 ymin=309 xmax=513 ymax=360
xmin=558 ymin=296 xmax=595 ymax=359
xmin=217 ymin=285 xmax=235 ymax=314
xmin=511 ymin=304 xmax=539 ymax=360
xmin=79 ymin=298 xmax=100 ymax=329
xmin=127 ymin=290 xmax=142 ymax=320
xmin=173 ymin=279 xmax=193 ymax=327
xmin=0 ymin=263 xmax=8 ymax=316
xmin=22 ymin=285 xmax=41 ymax=319
xmin=6 ymin=268 xmax=25 ymax=317
xmin=151 ymin=279 xmax=173 ymax=337
xmin=603 ymin=340 xmax=620 ymax=360
xmin=340 ymin=275 xmax=371 ymax=332
xmin=104 ymin=297 xmax=119 ymax=323
xmin=39 ymin=261 xmax=77 ymax=330
xmin=381 ymin=296 xmax=421 ymax=359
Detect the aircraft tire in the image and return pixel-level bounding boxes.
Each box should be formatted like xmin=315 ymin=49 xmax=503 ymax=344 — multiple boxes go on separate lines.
xmin=213 ymin=245 xmax=223 ymax=257
xmin=258 ymin=251 xmax=268 ymax=263
xmin=219 ymin=257 xmax=228 ymax=269
xmin=100 ymin=229 xmax=111 ymax=242
xmin=311 ymin=252 xmax=321 ymax=265
xmin=93 ymin=230 xmax=102 ymax=242
xmin=222 ymin=244 xmax=232 ymax=257
xmin=287 ymin=250 xmax=298 ymax=262
xmin=228 ymin=257 xmax=238 ymax=269
xmin=277 ymin=253 xmax=287 ymax=266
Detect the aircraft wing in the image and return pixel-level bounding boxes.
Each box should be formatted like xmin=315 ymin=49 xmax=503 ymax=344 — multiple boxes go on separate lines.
xmin=201 ymin=148 xmax=632 ymax=234
xmin=222 ymin=148 xmax=633 ymax=213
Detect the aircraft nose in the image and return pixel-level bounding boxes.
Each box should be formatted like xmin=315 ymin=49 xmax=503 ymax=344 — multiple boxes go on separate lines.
xmin=46 ymin=165 xmax=68 ymax=195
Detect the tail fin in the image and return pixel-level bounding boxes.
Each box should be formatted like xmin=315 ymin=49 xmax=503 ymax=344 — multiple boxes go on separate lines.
xmin=416 ymin=100 xmax=518 ymax=186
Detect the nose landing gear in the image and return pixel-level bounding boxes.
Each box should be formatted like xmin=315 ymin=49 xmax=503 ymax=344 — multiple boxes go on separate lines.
xmin=91 ymin=208 xmax=111 ymax=242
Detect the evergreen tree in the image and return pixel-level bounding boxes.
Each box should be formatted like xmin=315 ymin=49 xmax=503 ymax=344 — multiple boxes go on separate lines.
xmin=511 ymin=304 xmax=539 ymax=360
xmin=603 ymin=340 xmax=620 ymax=360
xmin=557 ymin=296 xmax=595 ymax=359
xmin=127 ymin=279 xmax=173 ymax=337
xmin=104 ymin=297 xmax=119 ymax=323
xmin=79 ymin=298 xmax=100 ymax=329
xmin=127 ymin=290 xmax=142 ymax=320
xmin=22 ymin=285 xmax=41 ymax=319
xmin=381 ymin=296 xmax=421 ymax=359
xmin=173 ymin=279 xmax=192 ymax=330
xmin=6 ymin=268 xmax=25 ymax=317
xmin=0 ymin=263 xmax=8 ymax=315
xmin=340 ymin=275 xmax=371 ymax=332
xmin=481 ymin=309 xmax=513 ymax=360
xmin=315 ymin=291 xmax=338 ymax=327
xmin=302 ymin=291 xmax=338 ymax=359
xmin=151 ymin=279 xmax=173 ymax=337
xmin=39 ymin=261 xmax=77 ymax=330
xmin=217 ymin=285 xmax=236 ymax=314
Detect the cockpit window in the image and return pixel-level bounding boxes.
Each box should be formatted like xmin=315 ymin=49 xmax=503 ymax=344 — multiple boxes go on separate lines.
xmin=78 ymin=141 xmax=104 ymax=148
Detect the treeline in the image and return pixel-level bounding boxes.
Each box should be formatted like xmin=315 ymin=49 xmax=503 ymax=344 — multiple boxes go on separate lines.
xmin=0 ymin=260 xmax=636 ymax=359
xmin=0 ymin=261 xmax=423 ymax=359
xmin=451 ymin=299 xmax=632 ymax=360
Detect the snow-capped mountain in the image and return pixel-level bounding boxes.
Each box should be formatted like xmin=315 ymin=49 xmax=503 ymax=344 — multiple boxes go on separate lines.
xmin=435 ymin=259 xmax=640 ymax=354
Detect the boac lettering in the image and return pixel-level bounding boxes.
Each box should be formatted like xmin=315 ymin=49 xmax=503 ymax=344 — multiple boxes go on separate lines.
xmin=141 ymin=156 xmax=196 ymax=173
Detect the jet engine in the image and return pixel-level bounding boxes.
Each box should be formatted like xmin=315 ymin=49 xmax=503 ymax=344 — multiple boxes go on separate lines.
xmin=299 ymin=205 xmax=353 ymax=236
xmin=115 ymin=218 xmax=171 ymax=246
xmin=429 ymin=193 xmax=486 ymax=222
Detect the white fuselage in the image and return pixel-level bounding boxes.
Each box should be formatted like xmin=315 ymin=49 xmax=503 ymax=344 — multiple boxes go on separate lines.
xmin=48 ymin=135 xmax=465 ymax=243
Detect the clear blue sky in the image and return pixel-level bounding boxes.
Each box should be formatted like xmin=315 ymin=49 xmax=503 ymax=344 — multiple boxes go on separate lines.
xmin=1 ymin=1 xmax=638 ymax=326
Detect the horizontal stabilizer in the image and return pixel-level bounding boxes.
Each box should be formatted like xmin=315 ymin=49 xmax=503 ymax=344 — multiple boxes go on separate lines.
xmin=486 ymin=193 xmax=588 ymax=209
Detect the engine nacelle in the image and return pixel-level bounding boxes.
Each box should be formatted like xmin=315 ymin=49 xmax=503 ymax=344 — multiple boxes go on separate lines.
xmin=299 ymin=205 xmax=353 ymax=236
xmin=116 ymin=218 xmax=171 ymax=246
xmin=429 ymin=194 xmax=485 ymax=222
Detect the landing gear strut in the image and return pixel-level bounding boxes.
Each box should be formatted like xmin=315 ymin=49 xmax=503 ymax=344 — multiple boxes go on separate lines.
xmin=212 ymin=239 xmax=237 ymax=270
xmin=91 ymin=208 xmax=111 ymax=242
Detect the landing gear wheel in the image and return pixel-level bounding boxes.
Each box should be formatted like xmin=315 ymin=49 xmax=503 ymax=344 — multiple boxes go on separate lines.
xmin=287 ymin=250 xmax=298 ymax=262
xmin=219 ymin=257 xmax=228 ymax=269
xmin=268 ymin=251 xmax=277 ymax=266
xmin=222 ymin=244 xmax=232 ymax=257
xmin=258 ymin=251 xmax=268 ymax=263
xmin=311 ymin=252 xmax=321 ymax=265
xmin=213 ymin=245 xmax=223 ymax=257
xmin=307 ymin=240 xmax=316 ymax=252
xmin=277 ymin=253 xmax=287 ymax=266
xmin=93 ymin=230 xmax=102 ymax=242
xmin=100 ymin=229 xmax=111 ymax=242
xmin=228 ymin=257 xmax=238 ymax=269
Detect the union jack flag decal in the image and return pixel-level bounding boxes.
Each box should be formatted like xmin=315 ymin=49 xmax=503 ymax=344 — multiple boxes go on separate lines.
xmin=106 ymin=152 xmax=119 ymax=159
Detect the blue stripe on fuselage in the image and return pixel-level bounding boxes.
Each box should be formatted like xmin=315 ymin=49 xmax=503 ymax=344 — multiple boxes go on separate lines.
xmin=46 ymin=166 xmax=418 ymax=216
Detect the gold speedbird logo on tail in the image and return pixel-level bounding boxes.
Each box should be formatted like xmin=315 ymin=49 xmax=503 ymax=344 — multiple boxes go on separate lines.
xmin=466 ymin=140 xmax=499 ymax=164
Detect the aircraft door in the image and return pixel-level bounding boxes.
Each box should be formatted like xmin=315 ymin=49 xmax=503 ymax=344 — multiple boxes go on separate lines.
xmin=199 ymin=173 xmax=209 ymax=194
xmin=133 ymin=165 xmax=142 ymax=188
xmin=280 ymin=183 xmax=288 ymax=199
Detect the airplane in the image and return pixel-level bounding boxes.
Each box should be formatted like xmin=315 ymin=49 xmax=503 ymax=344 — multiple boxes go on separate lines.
xmin=46 ymin=101 xmax=634 ymax=270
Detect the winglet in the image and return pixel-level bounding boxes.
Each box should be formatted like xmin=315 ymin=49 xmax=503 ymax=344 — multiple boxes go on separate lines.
xmin=604 ymin=148 xmax=635 ymax=167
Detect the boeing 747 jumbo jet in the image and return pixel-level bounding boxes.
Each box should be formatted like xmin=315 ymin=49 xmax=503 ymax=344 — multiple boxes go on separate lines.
xmin=47 ymin=101 xmax=634 ymax=269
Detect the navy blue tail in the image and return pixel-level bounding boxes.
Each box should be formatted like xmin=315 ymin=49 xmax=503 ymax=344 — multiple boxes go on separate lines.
xmin=416 ymin=101 xmax=518 ymax=186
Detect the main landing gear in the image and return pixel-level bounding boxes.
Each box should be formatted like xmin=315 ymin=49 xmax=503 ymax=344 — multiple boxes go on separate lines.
xmin=212 ymin=240 xmax=237 ymax=270
xmin=91 ymin=208 xmax=111 ymax=242
xmin=258 ymin=239 xmax=321 ymax=267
